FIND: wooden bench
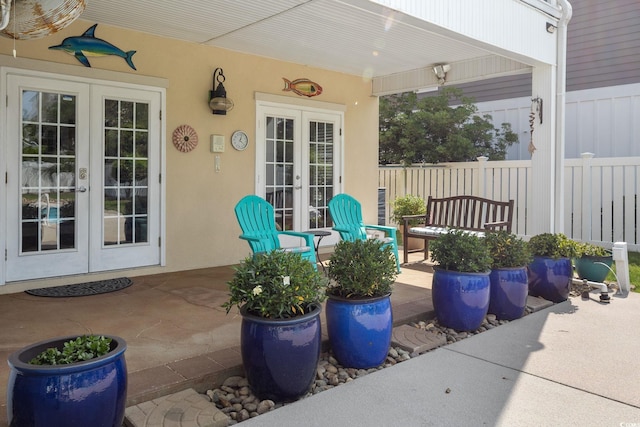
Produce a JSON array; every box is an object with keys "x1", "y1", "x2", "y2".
[{"x1": 402, "y1": 195, "x2": 514, "y2": 264}]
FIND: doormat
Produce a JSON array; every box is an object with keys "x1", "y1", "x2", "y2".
[{"x1": 25, "y1": 277, "x2": 133, "y2": 297}]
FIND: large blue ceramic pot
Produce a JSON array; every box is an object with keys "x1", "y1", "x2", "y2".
[
  {"x1": 488, "y1": 267, "x2": 529, "y2": 321},
  {"x1": 325, "y1": 294, "x2": 392, "y2": 369},
  {"x1": 528, "y1": 256, "x2": 572, "y2": 303},
  {"x1": 7, "y1": 335, "x2": 127, "y2": 427},
  {"x1": 432, "y1": 268, "x2": 490, "y2": 332},
  {"x1": 241, "y1": 303, "x2": 321, "y2": 401}
]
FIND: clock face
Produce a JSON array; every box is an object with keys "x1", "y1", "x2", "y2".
[{"x1": 231, "y1": 130, "x2": 249, "y2": 151}]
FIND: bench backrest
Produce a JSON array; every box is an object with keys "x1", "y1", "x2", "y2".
[{"x1": 426, "y1": 195, "x2": 514, "y2": 232}]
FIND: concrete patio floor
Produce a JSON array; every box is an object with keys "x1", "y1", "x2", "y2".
[{"x1": 0, "y1": 253, "x2": 435, "y2": 426}]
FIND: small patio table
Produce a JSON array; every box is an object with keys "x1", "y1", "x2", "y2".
[{"x1": 305, "y1": 230, "x2": 331, "y2": 273}]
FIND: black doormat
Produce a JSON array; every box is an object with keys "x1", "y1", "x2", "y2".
[{"x1": 25, "y1": 277, "x2": 133, "y2": 297}]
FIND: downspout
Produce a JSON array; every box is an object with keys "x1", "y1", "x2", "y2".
[
  {"x1": 554, "y1": 0, "x2": 572, "y2": 233},
  {"x1": 0, "y1": 0, "x2": 10, "y2": 31}
]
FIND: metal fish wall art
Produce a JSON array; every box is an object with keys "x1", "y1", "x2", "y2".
[
  {"x1": 49, "y1": 24, "x2": 137, "y2": 70},
  {"x1": 282, "y1": 78, "x2": 323, "y2": 97}
]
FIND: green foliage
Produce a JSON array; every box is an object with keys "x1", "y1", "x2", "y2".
[
  {"x1": 390, "y1": 194, "x2": 426, "y2": 226},
  {"x1": 29, "y1": 335, "x2": 113, "y2": 365},
  {"x1": 527, "y1": 233, "x2": 578, "y2": 259},
  {"x1": 484, "y1": 231, "x2": 532, "y2": 269},
  {"x1": 627, "y1": 251, "x2": 640, "y2": 293},
  {"x1": 327, "y1": 239, "x2": 398, "y2": 298},
  {"x1": 223, "y1": 251, "x2": 327, "y2": 319},
  {"x1": 430, "y1": 229, "x2": 492, "y2": 273},
  {"x1": 379, "y1": 88, "x2": 518, "y2": 166},
  {"x1": 575, "y1": 242, "x2": 610, "y2": 257}
]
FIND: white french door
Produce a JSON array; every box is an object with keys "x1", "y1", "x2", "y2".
[
  {"x1": 256, "y1": 103, "x2": 342, "y2": 247},
  {"x1": 5, "y1": 76, "x2": 90, "y2": 281},
  {"x1": 4, "y1": 73, "x2": 162, "y2": 282}
]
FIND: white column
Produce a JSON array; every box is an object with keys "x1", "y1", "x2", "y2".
[{"x1": 529, "y1": 64, "x2": 557, "y2": 235}]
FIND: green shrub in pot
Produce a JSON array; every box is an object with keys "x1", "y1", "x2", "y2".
[
  {"x1": 325, "y1": 239, "x2": 398, "y2": 368},
  {"x1": 484, "y1": 231, "x2": 532, "y2": 321},
  {"x1": 429, "y1": 229, "x2": 492, "y2": 331},
  {"x1": 527, "y1": 233, "x2": 577, "y2": 303}
]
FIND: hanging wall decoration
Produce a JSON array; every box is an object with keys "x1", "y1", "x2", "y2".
[
  {"x1": 528, "y1": 97, "x2": 543, "y2": 156},
  {"x1": 282, "y1": 78, "x2": 323, "y2": 97},
  {"x1": 172, "y1": 125, "x2": 199, "y2": 153},
  {"x1": 49, "y1": 24, "x2": 137, "y2": 70}
]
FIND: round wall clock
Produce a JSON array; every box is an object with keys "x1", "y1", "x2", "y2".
[{"x1": 231, "y1": 130, "x2": 249, "y2": 151}]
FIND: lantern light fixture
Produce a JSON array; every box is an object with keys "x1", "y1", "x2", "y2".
[{"x1": 209, "y1": 68, "x2": 234, "y2": 115}]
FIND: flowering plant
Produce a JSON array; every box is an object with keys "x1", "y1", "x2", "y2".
[{"x1": 223, "y1": 251, "x2": 327, "y2": 319}]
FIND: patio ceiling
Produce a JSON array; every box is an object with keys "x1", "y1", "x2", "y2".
[{"x1": 80, "y1": 0, "x2": 555, "y2": 95}]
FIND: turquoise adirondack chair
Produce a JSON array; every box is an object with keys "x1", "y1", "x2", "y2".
[
  {"x1": 234, "y1": 195, "x2": 317, "y2": 269},
  {"x1": 328, "y1": 193, "x2": 401, "y2": 272}
]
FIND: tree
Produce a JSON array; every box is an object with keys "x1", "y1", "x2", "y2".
[{"x1": 379, "y1": 87, "x2": 518, "y2": 166}]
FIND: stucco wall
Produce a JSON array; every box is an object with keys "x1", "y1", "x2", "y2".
[{"x1": 0, "y1": 19, "x2": 379, "y2": 291}]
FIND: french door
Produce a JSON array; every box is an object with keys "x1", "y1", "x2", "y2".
[
  {"x1": 4, "y1": 74, "x2": 161, "y2": 282},
  {"x1": 256, "y1": 103, "x2": 342, "y2": 247}
]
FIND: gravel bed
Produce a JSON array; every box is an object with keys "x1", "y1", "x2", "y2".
[{"x1": 203, "y1": 308, "x2": 534, "y2": 425}]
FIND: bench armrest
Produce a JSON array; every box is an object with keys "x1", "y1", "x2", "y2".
[
  {"x1": 402, "y1": 214, "x2": 427, "y2": 229},
  {"x1": 484, "y1": 221, "x2": 510, "y2": 230}
]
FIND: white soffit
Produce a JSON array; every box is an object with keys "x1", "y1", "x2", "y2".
[{"x1": 81, "y1": 0, "x2": 555, "y2": 94}]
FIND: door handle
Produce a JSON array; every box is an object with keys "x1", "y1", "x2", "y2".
[{"x1": 77, "y1": 186, "x2": 87, "y2": 193}]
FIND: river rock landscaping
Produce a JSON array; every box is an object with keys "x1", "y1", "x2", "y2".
[{"x1": 203, "y1": 307, "x2": 535, "y2": 425}]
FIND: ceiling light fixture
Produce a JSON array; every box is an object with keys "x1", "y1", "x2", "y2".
[{"x1": 433, "y1": 64, "x2": 451, "y2": 85}]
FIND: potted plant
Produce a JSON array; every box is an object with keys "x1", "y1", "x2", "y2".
[
  {"x1": 527, "y1": 233, "x2": 578, "y2": 303},
  {"x1": 223, "y1": 250, "x2": 327, "y2": 401},
  {"x1": 390, "y1": 194, "x2": 426, "y2": 249},
  {"x1": 7, "y1": 334, "x2": 128, "y2": 427},
  {"x1": 430, "y1": 229, "x2": 493, "y2": 331},
  {"x1": 574, "y1": 241, "x2": 613, "y2": 283},
  {"x1": 326, "y1": 239, "x2": 398, "y2": 369},
  {"x1": 485, "y1": 231, "x2": 533, "y2": 321}
]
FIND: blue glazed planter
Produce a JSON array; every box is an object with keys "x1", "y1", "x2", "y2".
[
  {"x1": 7, "y1": 335, "x2": 127, "y2": 427},
  {"x1": 432, "y1": 268, "x2": 490, "y2": 332},
  {"x1": 326, "y1": 294, "x2": 393, "y2": 369},
  {"x1": 528, "y1": 256, "x2": 572, "y2": 303},
  {"x1": 489, "y1": 267, "x2": 529, "y2": 321},
  {"x1": 241, "y1": 303, "x2": 321, "y2": 401}
]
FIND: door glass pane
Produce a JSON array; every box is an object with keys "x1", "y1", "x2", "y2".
[
  {"x1": 103, "y1": 99, "x2": 149, "y2": 245},
  {"x1": 308, "y1": 121, "x2": 334, "y2": 229},
  {"x1": 20, "y1": 90, "x2": 77, "y2": 253},
  {"x1": 265, "y1": 116, "x2": 294, "y2": 231}
]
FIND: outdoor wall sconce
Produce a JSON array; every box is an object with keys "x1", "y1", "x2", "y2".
[
  {"x1": 433, "y1": 64, "x2": 451, "y2": 85},
  {"x1": 209, "y1": 68, "x2": 234, "y2": 115}
]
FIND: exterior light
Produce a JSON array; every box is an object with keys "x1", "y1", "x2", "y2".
[{"x1": 209, "y1": 68, "x2": 234, "y2": 115}]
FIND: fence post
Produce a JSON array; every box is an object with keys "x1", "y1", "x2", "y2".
[
  {"x1": 580, "y1": 152, "x2": 594, "y2": 242},
  {"x1": 476, "y1": 156, "x2": 488, "y2": 198}
]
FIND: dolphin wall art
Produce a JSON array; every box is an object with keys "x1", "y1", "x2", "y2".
[{"x1": 49, "y1": 24, "x2": 137, "y2": 70}]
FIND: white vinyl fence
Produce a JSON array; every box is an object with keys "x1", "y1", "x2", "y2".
[{"x1": 379, "y1": 154, "x2": 640, "y2": 251}]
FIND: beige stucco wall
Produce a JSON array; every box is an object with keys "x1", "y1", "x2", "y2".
[{"x1": 0, "y1": 19, "x2": 379, "y2": 292}]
